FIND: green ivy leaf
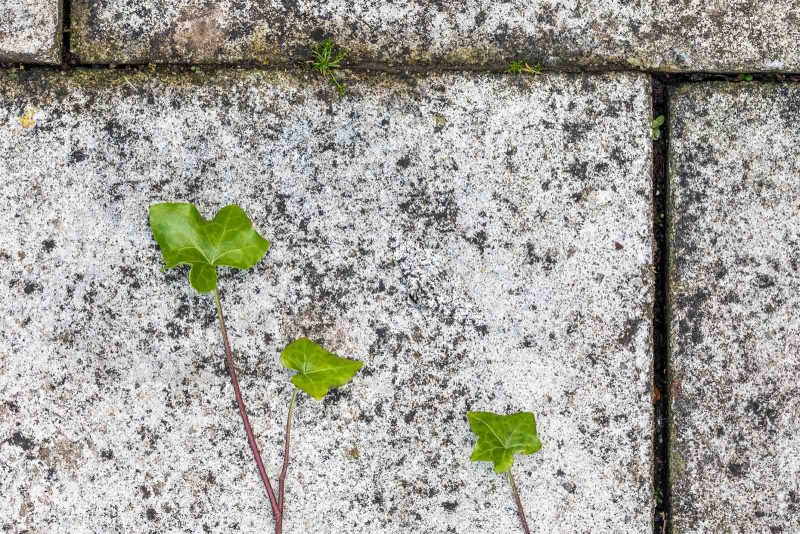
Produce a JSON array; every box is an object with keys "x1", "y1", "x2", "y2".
[
  {"x1": 467, "y1": 411, "x2": 542, "y2": 473},
  {"x1": 148, "y1": 203, "x2": 270, "y2": 293},
  {"x1": 281, "y1": 338, "x2": 363, "y2": 400}
]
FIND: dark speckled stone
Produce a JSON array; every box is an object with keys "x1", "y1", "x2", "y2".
[
  {"x1": 69, "y1": 0, "x2": 800, "y2": 71},
  {"x1": 0, "y1": 0, "x2": 62, "y2": 64},
  {"x1": 0, "y1": 70, "x2": 654, "y2": 532},
  {"x1": 669, "y1": 83, "x2": 800, "y2": 533}
]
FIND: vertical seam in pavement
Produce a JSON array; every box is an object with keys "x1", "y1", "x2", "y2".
[
  {"x1": 61, "y1": 0, "x2": 71, "y2": 66},
  {"x1": 651, "y1": 76, "x2": 672, "y2": 534}
]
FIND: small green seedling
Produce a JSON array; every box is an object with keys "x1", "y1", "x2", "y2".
[
  {"x1": 149, "y1": 203, "x2": 362, "y2": 534},
  {"x1": 506, "y1": 60, "x2": 542, "y2": 76},
  {"x1": 651, "y1": 114, "x2": 666, "y2": 140},
  {"x1": 468, "y1": 411, "x2": 542, "y2": 534},
  {"x1": 737, "y1": 73, "x2": 754, "y2": 82},
  {"x1": 309, "y1": 38, "x2": 348, "y2": 95}
]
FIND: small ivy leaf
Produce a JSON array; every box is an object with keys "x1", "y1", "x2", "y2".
[
  {"x1": 281, "y1": 338, "x2": 363, "y2": 400},
  {"x1": 467, "y1": 411, "x2": 542, "y2": 474},
  {"x1": 148, "y1": 203, "x2": 270, "y2": 293}
]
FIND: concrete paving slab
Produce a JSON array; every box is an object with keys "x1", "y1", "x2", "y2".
[
  {"x1": 0, "y1": 0, "x2": 62, "y2": 64},
  {"x1": 0, "y1": 70, "x2": 654, "y2": 532},
  {"x1": 650, "y1": 1, "x2": 800, "y2": 73},
  {"x1": 669, "y1": 83, "x2": 800, "y2": 533},
  {"x1": 70, "y1": 0, "x2": 800, "y2": 71}
]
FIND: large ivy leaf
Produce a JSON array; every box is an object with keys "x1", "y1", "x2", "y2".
[
  {"x1": 148, "y1": 203, "x2": 270, "y2": 293},
  {"x1": 281, "y1": 338, "x2": 363, "y2": 400},
  {"x1": 467, "y1": 411, "x2": 542, "y2": 473}
]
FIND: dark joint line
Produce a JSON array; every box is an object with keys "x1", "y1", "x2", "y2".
[
  {"x1": 2, "y1": 57, "x2": 800, "y2": 82},
  {"x1": 61, "y1": 0, "x2": 71, "y2": 66},
  {"x1": 651, "y1": 77, "x2": 672, "y2": 534}
]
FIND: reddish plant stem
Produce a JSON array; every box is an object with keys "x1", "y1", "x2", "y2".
[
  {"x1": 275, "y1": 388, "x2": 298, "y2": 534},
  {"x1": 508, "y1": 469, "x2": 531, "y2": 534},
  {"x1": 214, "y1": 287, "x2": 281, "y2": 522}
]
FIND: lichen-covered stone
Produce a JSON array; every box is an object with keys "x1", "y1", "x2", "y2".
[
  {"x1": 0, "y1": 0, "x2": 61, "y2": 64},
  {"x1": 0, "y1": 70, "x2": 654, "y2": 532},
  {"x1": 669, "y1": 83, "x2": 800, "y2": 533},
  {"x1": 650, "y1": 2, "x2": 800, "y2": 72},
  {"x1": 70, "y1": 0, "x2": 800, "y2": 71}
]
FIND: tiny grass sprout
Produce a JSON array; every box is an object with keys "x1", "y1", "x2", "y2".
[
  {"x1": 651, "y1": 114, "x2": 666, "y2": 140},
  {"x1": 468, "y1": 411, "x2": 542, "y2": 534},
  {"x1": 737, "y1": 73, "x2": 754, "y2": 82},
  {"x1": 309, "y1": 38, "x2": 348, "y2": 95},
  {"x1": 149, "y1": 203, "x2": 363, "y2": 533},
  {"x1": 506, "y1": 60, "x2": 524, "y2": 75},
  {"x1": 506, "y1": 60, "x2": 542, "y2": 76}
]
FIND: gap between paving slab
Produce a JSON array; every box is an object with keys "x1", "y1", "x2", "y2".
[{"x1": 650, "y1": 77, "x2": 671, "y2": 534}]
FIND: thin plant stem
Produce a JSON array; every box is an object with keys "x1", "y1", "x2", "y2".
[
  {"x1": 214, "y1": 287, "x2": 281, "y2": 521},
  {"x1": 275, "y1": 387, "x2": 299, "y2": 534},
  {"x1": 508, "y1": 469, "x2": 531, "y2": 534}
]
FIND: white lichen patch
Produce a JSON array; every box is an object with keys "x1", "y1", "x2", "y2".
[
  {"x1": 669, "y1": 83, "x2": 800, "y2": 533},
  {"x1": 0, "y1": 70, "x2": 654, "y2": 532}
]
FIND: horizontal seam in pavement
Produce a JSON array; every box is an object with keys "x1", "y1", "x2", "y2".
[{"x1": 2, "y1": 64, "x2": 800, "y2": 81}]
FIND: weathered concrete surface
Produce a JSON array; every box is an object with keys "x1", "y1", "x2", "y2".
[
  {"x1": 70, "y1": 0, "x2": 800, "y2": 71},
  {"x1": 0, "y1": 70, "x2": 654, "y2": 532},
  {"x1": 649, "y1": 1, "x2": 800, "y2": 73},
  {"x1": 669, "y1": 83, "x2": 800, "y2": 533},
  {"x1": 0, "y1": 0, "x2": 61, "y2": 64}
]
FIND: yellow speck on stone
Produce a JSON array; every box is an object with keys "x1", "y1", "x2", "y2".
[{"x1": 19, "y1": 107, "x2": 36, "y2": 129}]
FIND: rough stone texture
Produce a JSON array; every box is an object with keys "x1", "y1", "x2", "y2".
[
  {"x1": 0, "y1": 70, "x2": 654, "y2": 533},
  {"x1": 70, "y1": 0, "x2": 800, "y2": 71},
  {"x1": 650, "y1": 1, "x2": 800, "y2": 73},
  {"x1": 669, "y1": 83, "x2": 800, "y2": 533},
  {"x1": 0, "y1": 0, "x2": 61, "y2": 64}
]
